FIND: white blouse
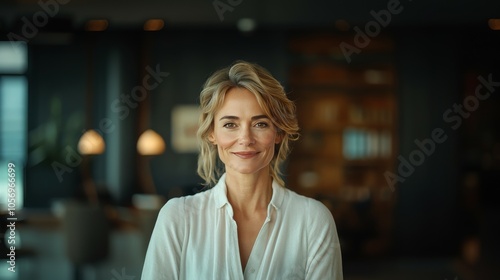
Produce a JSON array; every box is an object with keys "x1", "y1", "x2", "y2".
[{"x1": 141, "y1": 174, "x2": 343, "y2": 280}]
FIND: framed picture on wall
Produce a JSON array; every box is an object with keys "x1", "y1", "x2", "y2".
[{"x1": 171, "y1": 105, "x2": 200, "y2": 153}]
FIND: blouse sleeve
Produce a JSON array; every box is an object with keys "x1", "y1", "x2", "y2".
[
  {"x1": 305, "y1": 199, "x2": 343, "y2": 280},
  {"x1": 141, "y1": 197, "x2": 185, "y2": 280}
]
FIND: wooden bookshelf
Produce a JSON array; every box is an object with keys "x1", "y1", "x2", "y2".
[{"x1": 286, "y1": 32, "x2": 397, "y2": 257}]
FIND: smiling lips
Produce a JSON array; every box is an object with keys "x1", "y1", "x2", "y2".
[{"x1": 232, "y1": 151, "x2": 259, "y2": 159}]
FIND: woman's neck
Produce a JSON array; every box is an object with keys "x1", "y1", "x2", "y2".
[{"x1": 225, "y1": 170, "x2": 273, "y2": 216}]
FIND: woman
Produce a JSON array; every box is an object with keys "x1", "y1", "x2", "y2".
[{"x1": 142, "y1": 61, "x2": 343, "y2": 279}]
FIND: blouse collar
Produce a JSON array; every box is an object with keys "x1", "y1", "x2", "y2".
[{"x1": 213, "y1": 173, "x2": 285, "y2": 211}]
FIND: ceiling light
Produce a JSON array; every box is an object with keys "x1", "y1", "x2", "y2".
[
  {"x1": 85, "y1": 20, "x2": 108, "y2": 31},
  {"x1": 237, "y1": 18, "x2": 256, "y2": 33},
  {"x1": 335, "y1": 19, "x2": 350, "y2": 32},
  {"x1": 144, "y1": 19, "x2": 164, "y2": 31},
  {"x1": 489, "y1": 19, "x2": 500, "y2": 30}
]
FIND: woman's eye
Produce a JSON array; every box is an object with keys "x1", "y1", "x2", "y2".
[
  {"x1": 223, "y1": 123, "x2": 236, "y2": 128},
  {"x1": 255, "y1": 122, "x2": 269, "y2": 128}
]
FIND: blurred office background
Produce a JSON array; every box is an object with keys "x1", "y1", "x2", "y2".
[{"x1": 1, "y1": 0, "x2": 500, "y2": 279}]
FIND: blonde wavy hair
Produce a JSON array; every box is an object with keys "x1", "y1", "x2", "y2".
[{"x1": 197, "y1": 61, "x2": 300, "y2": 187}]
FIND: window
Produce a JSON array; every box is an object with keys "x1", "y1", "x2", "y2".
[{"x1": 0, "y1": 42, "x2": 28, "y2": 211}]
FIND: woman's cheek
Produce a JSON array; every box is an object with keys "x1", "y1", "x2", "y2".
[{"x1": 216, "y1": 134, "x2": 236, "y2": 149}]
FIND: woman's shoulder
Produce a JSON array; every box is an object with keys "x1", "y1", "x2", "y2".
[
  {"x1": 282, "y1": 188, "x2": 334, "y2": 221},
  {"x1": 158, "y1": 188, "x2": 214, "y2": 218},
  {"x1": 282, "y1": 188, "x2": 326, "y2": 208}
]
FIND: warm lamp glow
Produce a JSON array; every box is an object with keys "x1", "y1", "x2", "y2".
[
  {"x1": 144, "y1": 19, "x2": 165, "y2": 31},
  {"x1": 78, "y1": 129, "x2": 105, "y2": 155},
  {"x1": 137, "y1": 129, "x2": 166, "y2": 155},
  {"x1": 334, "y1": 19, "x2": 350, "y2": 32},
  {"x1": 85, "y1": 19, "x2": 109, "y2": 31},
  {"x1": 489, "y1": 19, "x2": 500, "y2": 30}
]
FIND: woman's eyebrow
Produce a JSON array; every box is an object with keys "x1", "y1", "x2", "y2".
[
  {"x1": 251, "y1": 115, "x2": 269, "y2": 121},
  {"x1": 218, "y1": 115, "x2": 269, "y2": 121},
  {"x1": 219, "y1": 115, "x2": 238, "y2": 121}
]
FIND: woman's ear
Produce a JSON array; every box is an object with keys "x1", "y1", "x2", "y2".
[
  {"x1": 275, "y1": 132, "x2": 283, "y2": 144},
  {"x1": 208, "y1": 133, "x2": 216, "y2": 145}
]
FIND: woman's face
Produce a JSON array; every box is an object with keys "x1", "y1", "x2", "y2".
[{"x1": 209, "y1": 87, "x2": 281, "y2": 177}]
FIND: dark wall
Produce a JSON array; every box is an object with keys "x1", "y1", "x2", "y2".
[
  {"x1": 392, "y1": 28, "x2": 462, "y2": 256},
  {"x1": 391, "y1": 26, "x2": 500, "y2": 257},
  {"x1": 26, "y1": 41, "x2": 86, "y2": 207}
]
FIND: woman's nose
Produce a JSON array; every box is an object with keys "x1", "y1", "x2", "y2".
[{"x1": 238, "y1": 126, "x2": 255, "y2": 146}]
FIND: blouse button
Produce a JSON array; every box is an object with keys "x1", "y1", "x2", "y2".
[{"x1": 250, "y1": 268, "x2": 256, "y2": 273}]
